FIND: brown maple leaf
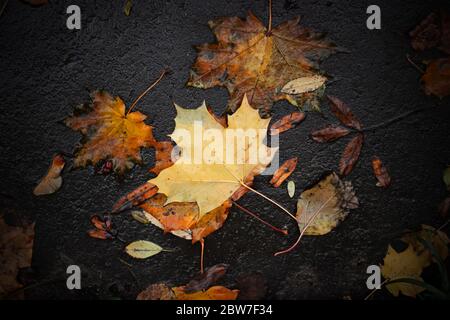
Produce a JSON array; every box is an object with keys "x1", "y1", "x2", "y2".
[
  {"x1": 65, "y1": 91, "x2": 156, "y2": 174},
  {"x1": 187, "y1": 12, "x2": 336, "y2": 116}
]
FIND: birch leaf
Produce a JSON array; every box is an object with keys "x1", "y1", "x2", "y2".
[{"x1": 125, "y1": 240, "x2": 163, "y2": 259}]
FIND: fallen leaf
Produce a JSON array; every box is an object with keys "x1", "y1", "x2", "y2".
[
  {"x1": 270, "y1": 157, "x2": 298, "y2": 187},
  {"x1": 187, "y1": 12, "x2": 336, "y2": 115},
  {"x1": 410, "y1": 11, "x2": 450, "y2": 54},
  {"x1": 270, "y1": 112, "x2": 305, "y2": 135},
  {"x1": 33, "y1": 153, "x2": 65, "y2": 196},
  {"x1": 339, "y1": 133, "x2": 364, "y2": 176},
  {"x1": 136, "y1": 283, "x2": 176, "y2": 300},
  {"x1": 150, "y1": 141, "x2": 176, "y2": 175},
  {"x1": 184, "y1": 263, "x2": 229, "y2": 293},
  {"x1": 381, "y1": 225, "x2": 449, "y2": 298},
  {"x1": 125, "y1": 240, "x2": 163, "y2": 259},
  {"x1": 112, "y1": 182, "x2": 158, "y2": 213},
  {"x1": 422, "y1": 57, "x2": 450, "y2": 98},
  {"x1": 148, "y1": 95, "x2": 277, "y2": 215},
  {"x1": 372, "y1": 156, "x2": 391, "y2": 188},
  {"x1": 287, "y1": 180, "x2": 295, "y2": 198},
  {"x1": 0, "y1": 215, "x2": 34, "y2": 299},
  {"x1": 87, "y1": 215, "x2": 115, "y2": 240},
  {"x1": 281, "y1": 75, "x2": 327, "y2": 95},
  {"x1": 65, "y1": 91, "x2": 156, "y2": 174},
  {"x1": 123, "y1": 0, "x2": 132, "y2": 16},
  {"x1": 327, "y1": 96, "x2": 362, "y2": 130},
  {"x1": 172, "y1": 285, "x2": 238, "y2": 300},
  {"x1": 235, "y1": 273, "x2": 267, "y2": 300},
  {"x1": 311, "y1": 125, "x2": 350, "y2": 143},
  {"x1": 296, "y1": 172, "x2": 358, "y2": 235}
]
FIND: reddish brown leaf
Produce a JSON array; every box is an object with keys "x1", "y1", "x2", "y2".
[
  {"x1": 184, "y1": 263, "x2": 229, "y2": 293},
  {"x1": 339, "y1": 134, "x2": 364, "y2": 176},
  {"x1": 33, "y1": 153, "x2": 65, "y2": 196},
  {"x1": 270, "y1": 157, "x2": 298, "y2": 188},
  {"x1": 327, "y1": 96, "x2": 362, "y2": 130},
  {"x1": 410, "y1": 12, "x2": 442, "y2": 51},
  {"x1": 372, "y1": 156, "x2": 391, "y2": 188},
  {"x1": 422, "y1": 57, "x2": 450, "y2": 98},
  {"x1": 149, "y1": 141, "x2": 176, "y2": 175},
  {"x1": 270, "y1": 112, "x2": 305, "y2": 135},
  {"x1": 311, "y1": 125, "x2": 350, "y2": 143},
  {"x1": 87, "y1": 229, "x2": 113, "y2": 240},
  {"x1": 88, "y1": 215, "x2": 115, "y2": 240},
  {"x1": 112, "y1": 182, "x2": 158, "y2": 213}
]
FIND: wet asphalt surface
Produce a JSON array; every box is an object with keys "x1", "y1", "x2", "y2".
[{"x1": 0, "y1": 0, "x2": 449, "y2": 299}]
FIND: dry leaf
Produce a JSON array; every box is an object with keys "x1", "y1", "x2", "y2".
[
  {"x1": 0, "y1": 215, "x2": 34, "y2": 299},
  {"x1": 296, "y1": 172, "x2": 358, "y2": 235},
  {"x1": 372, "y1": 156, "x2": 391, "y2": 188},
  {"x1": 270, "y1": 112, "x2": 305, "y2": 135},
  {"x1": 125, "y1": 240, "x2": 163, "y2": 259},
  {"x1": 281, "y1": 75, "x2": 327, "y2": 95},
  {"x1": 136, "y1": 283, "x2": 176, "y2": 300},
  {"x1": 422, "y1": 57, "x2": 450, "y2": 98},
  {"x1": 87, "y1": 215, "x2": 115, "y2": 240},
  {"x1": 410, "y1": 11, "x2": 450, "y2": 54},
  {"x1": 184, "y1": 263, "x2": 229, "y2": 293},
  {"x1": 124, "y1": 0, "x2": 132, "y2": 16},
  {"x1": 172, "y1": 285, "x2": 238, "y2": 300},
  {"x1": 327, "y1": 96, "x2": 362, "y2": 130},
  {"x1": 33, "y1": 153, "x2": 65, "y2": 196},
  {"x1": 112, "y1": 182, "x2": 158, "y2": 213},
  {"x1": 149, "y1": 95, "x2": 277, "y2": 215},
  {"x1": 311, "y1": 125, "x2": 350, "y2": 143},
  {"x1": 65, "y1": 91, "x2": 156, "y2": 174},
  {"x1": 381, "y1": 225, "x2": 449, "y2": 298},
  {"x1": 339, "y1": 133, "x2": 364, "y2": 176},
  {"x1": 150, "y1": 141, "x2": 176, "y2": 175},
  {"x1": 270, "y1": 157, "x2": 298, "y2": 188},
  {"x1": 287, "y1": 180, "x2": 295, "y2": 198},
  {"x1": 188, "y1": 12, "x2": 336, "y2": 115}
]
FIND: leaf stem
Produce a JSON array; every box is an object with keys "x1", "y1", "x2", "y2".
[
  {"x1": 274, "y1": 195, "x2": 333, "y2": 256},
  {"x1": 406, "y1": 54, "x2": 425, "y2": 74},
  {"x1": 126, "y1": 69, "x2": 167, "y2": 115},
  {"x1": 200, "y1": 239, "x2": 205, "y2": 274},
  {"x1": 267, "y1": 0, "x2": 273, "y2": 34},
  {"x1": 232, "y1": 200, "x2": 288, "y2": 235}
]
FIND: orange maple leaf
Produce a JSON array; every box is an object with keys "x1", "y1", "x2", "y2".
[
  {"x1": 65, "y1": 91, "x2": 156, "y2": 174},
  {"x1": 188, "y1": 12, "x2": 336, "y2": 115}
]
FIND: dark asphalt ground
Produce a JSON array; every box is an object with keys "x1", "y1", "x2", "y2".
[{"x1": 0, "y1": 0, "x2": 449, "y2": 299}]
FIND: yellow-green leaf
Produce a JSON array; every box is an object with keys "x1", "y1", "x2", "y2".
[{"x1": 125, "y1": 240, "x2": 162, "y2": 259}]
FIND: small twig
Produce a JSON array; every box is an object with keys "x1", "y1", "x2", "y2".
[
  {"x1": 438, "y1": 218, "x2": 450, "y2": 232},
  {"x1": 274, "y1": 195, "x2": 333, "y2": 256},
  {"x1": 126, "y1": 69, "x2": 167, "y2": 115},
  {"x1": 406, "y1": 54, "x2": 425, "y2": 74},
  {"x1": 232, "y1": 200, "x2": 288, "y2": 235},
  {"x1": 361, "y1": 105, "x2": 437, "y2": 133},
  {"x1": 118, "y1": 258, "x2": 132, "y2": 268}
]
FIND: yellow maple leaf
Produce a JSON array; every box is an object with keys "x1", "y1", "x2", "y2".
[{"x1": 149, "y1": 95, "x2": 277, "y2": 215}]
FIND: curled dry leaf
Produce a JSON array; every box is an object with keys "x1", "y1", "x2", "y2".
[
  {"x1": 339, "y1": 133, "x2": 364, "y2": 176},
  {"x1": 327, "y1": 96, "x2": 362, "y2": 130},
  {"x1": 65, "y1": 91, "x2": 156, "y2": 174},
  {"x1": 381, "y1": 225, "x2": 449, "y2": 298},
  {"x1": 33, "y1": 153, "x2": 65, "y2": 196},
  {"x1": 311, "y1": 125, "x2": 350, "y2": 143},
  {"x1": 296, "y1": 172, "x2": 358, "y2": 235},
  {"x1": 422, "y1": 57, "x2": 450, "y2": 98},
  {"x1": 372, "y1": 156, "x2": 391, "y2": 188},
  {"x1": 125, "y1": 240, "x2": 163, "y2": 259},
  {"x1": 270, "y1": 112, "x2": 305, "y2": 135},
  {"x1": 184, "y1": 263, "x2": 229, "y2": 293},
  {"x1": 188, "y1": 12, "x2": 336, "y2": 115},
  {"x1": 0, "y1": 215, "x2": 34, "y2": 299},
  {"x1": 270, "y1": 157, "x2": 298, "y2": 188}
]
